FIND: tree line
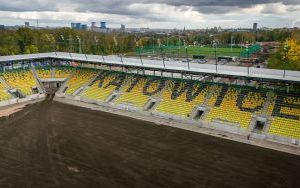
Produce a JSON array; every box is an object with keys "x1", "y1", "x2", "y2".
[
  {"x1": 0, "y1": 27, "x2": 299, "y2": 70},
  {"x1": 0, "y1": 28, "x2": 137, "y2": 55},
  {"x1": 268, "y1": 31, "x2": 300, "y2": 71},
  {"x1": 0, "y1": 27, "x2": 296, "y2": 55}
]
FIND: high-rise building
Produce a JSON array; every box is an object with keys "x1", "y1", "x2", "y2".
[
  {"x1": 81, "y1": 24, "x2": 87, "y2": 30},
  {"x1": 25, "y1": 22, "x2": 30, "y2": 27},
  {"x1": 91, "y1": 22, "x2": 96, "y2": 28},
  {"x1": 100, "y1": 21, "x2": 106, "y2": 29},
  {"x1": 121, "y1": 24, "x2": 125, "y2": 31},
  {"x1": 71, "y1": 23, "x2": 82, "y2": 29},
  {"x1": 71, "y1": 23, "x2": 76, "y2": 29},
  {"x1": 253, "y1": 23, "x2": 258, "y2": 31}
]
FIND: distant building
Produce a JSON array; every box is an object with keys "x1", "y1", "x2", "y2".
[
  {"x1": 91, "y1": 22, "x2": 96, "y2": 28},
  {"x1": 100, "y1": 21, "x2": 106, "y2": 29},
  {"x1": 81, "y1": 24, "x2": 87, "y2": 30},
  {"x1": 71, "y1": 23, "x2": 76, "y2": 29},
  {"x1": 71, "y1": 23, "x2": 82, "y2": 29},
  {"x1": 0, "y1": 25, "x2": 5, "y2": 29},
  {"x1": 76, "y1": 23, "x2": 82, "y2": 29},
  {"x1": 25, "y1": 22, "x2": 30, "y2": 27},
  {"x1": 140, "y1": 27, "x2": 150, "y2": 33},
  {"x1": 253, "y1": 23, "x2": 258, "y2": 31},
  {"x1": 217, "y1": 26, "x2": 222, "y2": 32},
  {"x1": 121, "y1": 24, "x2": 125, "y2": 31}
]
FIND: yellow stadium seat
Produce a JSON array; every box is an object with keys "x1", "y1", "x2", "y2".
[
  {"x1": 0, "y1": 82, "x2": 11, "y2": 101},
  {"x1": 81, "y1": 71, "x2": 123, "y2": 101},
  {"x1": 205, "y1": 86, "x2": 266, "y2": 128},
  {"x1": 0, "y1": 69, "x2": 37, "y2": 96},
  {"x1": 155, "y1": 80, "x2": 209, "y2": 117},
  {"x1": 65, "y1": 68, "x2": 98, "y2": 95},
  {"x1": 268, "y1": 94, "x2": 300, "y2": 139},
  {"x1": 54, "y1": 67, "x2": 74, "y2": 78},
  {"x1": 36, "y1": 67, "x2": 52, "y2": 78},
  {"x1": 115, "y1": 75, "x2": 164, "y2": 108}
]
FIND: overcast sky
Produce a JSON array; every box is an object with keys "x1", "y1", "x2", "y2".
[{"x1": 0, "y1": 0, "x2": 300, "y2": 29}]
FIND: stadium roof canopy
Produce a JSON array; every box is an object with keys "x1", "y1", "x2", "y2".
[{"x1": 0, "y1": 52, "x2": 300, "y2": 84}]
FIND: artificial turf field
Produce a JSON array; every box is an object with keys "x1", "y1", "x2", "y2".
[{"x1": 138, "y1": 46, "x2": 243, "y2": 57}]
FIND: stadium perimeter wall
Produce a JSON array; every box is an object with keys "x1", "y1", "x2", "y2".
[{"x1": 0, "y1": 94, "x2": 46, "y2": 107}]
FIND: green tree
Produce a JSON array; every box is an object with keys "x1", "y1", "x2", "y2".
[{"x1": 16, "y1": 28, "x2": 34, "y2": 53}]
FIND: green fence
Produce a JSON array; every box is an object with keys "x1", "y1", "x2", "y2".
[
  {"x1": 136, "y1": 45, "x2": 243, "y2": 57},
  {"x1": 136, "y1": 44, "x2": 261, "y2": 58},
  {"x1": 240, "y1": 44, "x2": 261, "y2": 58}
]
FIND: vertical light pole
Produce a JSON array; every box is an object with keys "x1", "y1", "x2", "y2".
[
  {"x1": 185, "y1": 46, "x2": 190, "y2": 70},
  {"x1": 246, "y1": 46, "x2": 250, "y2": 75},
  {"x1": 213, "y1": 40, "x2": 217, "y2": 73},
  {"x1": 161, "y1": 47, "x2": 165, "y2": 68},
  {"x1": 177, "y1": 36, "x2": 180, "y2": 58},
  {"x1": 167, "y1": 34, "x2": 169, "y2": 47},
  {"x1": 60, "y1": 35, "x2": 65, "y2": 52},
  {"x1": 118, "y1": 36, "x2": 123, "y2": 65},
  {"x1": 283, "y1": 41, "x2": 289, "y2": 78},
  {"x1": 120, "y1": 54, "x2": 124, "y2": 65},
  {"x1": 76, "y1": 35, "x2": 82, "y2": 54},
  {"x1": 246, "y1": 41, "x2": 252, "y2": 75},
  {"x1": 178, "y1": 36, "x2": 181, "y2": 49},
  {"x1": 94, "y1": 36, "x2": 105, "y2": 62},
  {"x1": 241, "y1": 35, "x2": 244, "y2": 50},
  {"x1": 136, "y1": 37, "x2": 143, "y2": 66},
  {"x1": 152, "y1": 33, "x2": 155, "y2": 55},
  {"x1": 69, "y1": 34, "x2": 73, "y2": 53},
  {"x1": 139, "y1": 47, "x2": 143, "y2": 66},
  {"x1": 230, "y1": 35, "x2": 233, "y2": 52},
  {"x1": 68, "y1": 35, "x2": 73, "y2": 59},
  {"x1": 46, "y1": 34, "x2": 55, "y2": 53}
]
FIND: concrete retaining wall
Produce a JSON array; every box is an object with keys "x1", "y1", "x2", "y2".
[
  {"x1": 0, "y1": 94, "x2": 45, "y2": 107},
  {"x1": 151, "y1": 111, "x2": 187, "y2": 121},
  {"x1": 205, "y1": 121, "x2": 248, "y2": 135}
]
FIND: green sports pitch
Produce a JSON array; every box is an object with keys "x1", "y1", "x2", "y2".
[{"x1": 135, "y1": 45, "x2": 259, "y2": 58}]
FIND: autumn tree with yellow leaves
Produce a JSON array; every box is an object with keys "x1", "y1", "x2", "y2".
[{"x1": 268, "y1": 36, "x2": 300, "y2": 71}]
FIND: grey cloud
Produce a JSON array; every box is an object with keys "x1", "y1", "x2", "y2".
[
  {"x1": 150, "y1": 0, "x2": 300, "y2": 7},
  {"x1": 72, "y1": 0, "x2": 300, "y2": 15},
  {"x1": 0, "y1": 0, "x2": 299, "y2": 18},
  {"x1": 148, "y1": 0, "x2": 300, "y2": 14},
  {"x1": 0, "y1": 0, "x2": 57, "y2": 12}
]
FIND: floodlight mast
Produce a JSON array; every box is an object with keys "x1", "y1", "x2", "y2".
[
  {"x1": 230, "y1": 35, "x2": 233, "y2": 52},
  {"x1": 60, "y1": 35, "x2": 65, "y2": 53},
  {"x1": 120, "y1": 54, "x2": 124, "y2": 65},
  {"x1": 152, "y1": 33, "x2": 155, "y2": 55},
  {"x1": 185, "y1": 46, "x2": 189, "y2": 70},
  {"x1": 61, "y1": 34, "x2": 73, "y2": 59},
  {"x1": 139, "y1": 48, "x2": 143, "y2": 66},
  {"x1": 76, "y1": 35, "x2": 82, "y2": 54},
  {"x1": 161, "y1": 47, "x2": 165, "y2": 68},
  {"x1": 283, "y1": 41, "x2": 289, "y2": 78},
  {"x1": 94, "y1": 36, "x2": 105, "y2": 62},
  {"x1": 213, "y1": 40, "x2": 217, "y2": 73},
  {"x1": 246, "y1": 45, "x2": 250, "y2": 75}
]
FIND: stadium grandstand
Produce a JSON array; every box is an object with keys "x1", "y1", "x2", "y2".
[{"x1": 0, "y1": 52, "x2": 299, "y2": 145}]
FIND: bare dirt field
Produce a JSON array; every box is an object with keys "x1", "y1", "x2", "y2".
[
  {"x1": 0, "y1": 99, "x2": 300, "y2": 188},
  {"x1": 0, "y1": 103, "x2": 26, "y2": 118}
]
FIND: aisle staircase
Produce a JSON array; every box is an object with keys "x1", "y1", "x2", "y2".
[
  {"x1": 31, "y1": 67, "x2": 44, "y2": 93},
  {"x1": 0, "y1": 78, "x2": 12, "y2": 101},
  {"x1": 73, "y1": 70, "x2": 102, "y2": 96}
]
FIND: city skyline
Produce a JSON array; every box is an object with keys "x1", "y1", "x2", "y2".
[{"x1": 0, "y1": 0, "x2": 300, "y2": 29}]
